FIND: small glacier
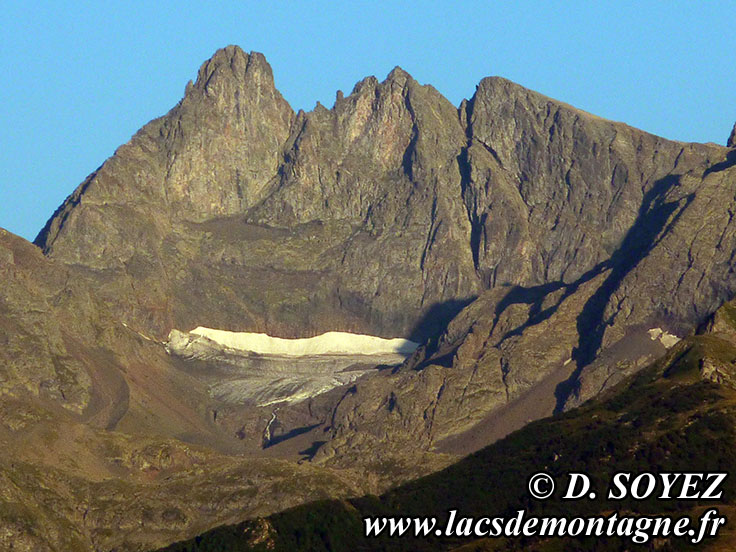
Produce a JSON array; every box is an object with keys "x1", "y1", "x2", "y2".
[
  {"x1": 166, "y1": 328, "x2": 419, "y2": 406},
  {"x1": 185, "y1": 327, "x2": 418, "y2": 356}
]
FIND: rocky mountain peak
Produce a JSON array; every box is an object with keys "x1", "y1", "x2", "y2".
[
  {"x1": 196, "y1": 44, "x2": 249, "y2": 78},
  {"x1": 32, "y1": 45, "x2": 736, "y2": 397},
  {"x1": 471, "y1": 75, "x2": 524, "y2": 102},
  {"x1": 384, "y1": 66, "x2": 413, "y2": 87},
  {"x1": 192, "y1": 45, "x2": 276, "y2": 98},
  {"x1": 728, "y1": 121, "x2": 736, "y2": 147},
  {"x1": 34, "y1": 46, "x2": 295, "y2": 294}
]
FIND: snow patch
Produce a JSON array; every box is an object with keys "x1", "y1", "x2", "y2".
[
  {"x1": 165, "y1": 327, "x2": 418, "y2": 406},
  {"x1": 647, "y1": 327, "x2": 681, "y2": 348},
  {"x1": 187, "y1": 327, "x2": 419, "y2": 356},
  {"x1": 121, "y1": 321, "x2": 158, "y2": 343}
]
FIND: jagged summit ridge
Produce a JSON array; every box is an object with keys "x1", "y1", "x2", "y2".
[{"x1": 35, "y1": 46, "x2": 732, "y2": 342}]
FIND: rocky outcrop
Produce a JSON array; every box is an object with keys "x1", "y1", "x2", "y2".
[
  {"x1": 39, "y1": 46, "x2": 293, "y2": 235},
  {"x1": 36, "y1": 46, "x2": 735, "y2": 345},
  {"x1": 319, "y1": 148, "x2": 736, "y2": 461}
]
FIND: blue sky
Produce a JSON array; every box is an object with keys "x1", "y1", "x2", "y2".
[{"x1": 1, "y1": 1, "x2": 734, "y2": 241}]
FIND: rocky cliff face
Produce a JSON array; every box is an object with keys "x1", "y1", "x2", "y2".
[
  {"x1": 279, "y1": 74, "x2": 736, "y2": 466},
  {"x1": 318, "y1": 121, "x2": 736, "y2": 464},
  {"x1": 11, "y1": 45, "x2": 736, "y2": 549},
  {"x1": 36, "y1": 46, "x2": 481, "y2": 341}
]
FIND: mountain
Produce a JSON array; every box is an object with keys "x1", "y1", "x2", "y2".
[
  {"x1": 3, "y1": 44, "x2": 736, "y2": 550},
  {"x1": 35, "y1": 45, "x2": 736, "y2": 464},
  {"x1": 157, "y1": 297, "x2": 736, "y2": 551}
]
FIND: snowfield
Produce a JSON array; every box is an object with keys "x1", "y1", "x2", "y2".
[
  {"x1": 165, "y1": 328, "x2": 419, "y2": 405},
  {"x1": 187, "y1": 327, "x2": 419, "y2": 356},
  {"x1": 647, "y1": 327, "x2": 681, "y2": 348}
]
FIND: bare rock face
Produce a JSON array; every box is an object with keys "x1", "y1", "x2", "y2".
[
  {"x1": 0, "y1": 228, "x2": 96, "y2": 416},
  {"x1": 35, "y1": 48, "x2": 736, "y2": 443},
  {"x1": 36, "y1": 48, "x2": 481, "y2": 342},
  {"x1": 35, "y1": 46, "x2": 296, "y2": 338},
  {"x1": 308, "y1": 77, "x2": 736, "y2": 466},
  {"x1": 40, "y1": 46, "x2": 293, "y2": 234},
  {"x1": 463, "y1": 76, "x2": 684, "y2": 287}
]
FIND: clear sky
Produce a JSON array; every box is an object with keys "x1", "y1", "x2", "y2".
[{"x1": 1, "y1": 1, "x2": 734, "y2": 241}]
